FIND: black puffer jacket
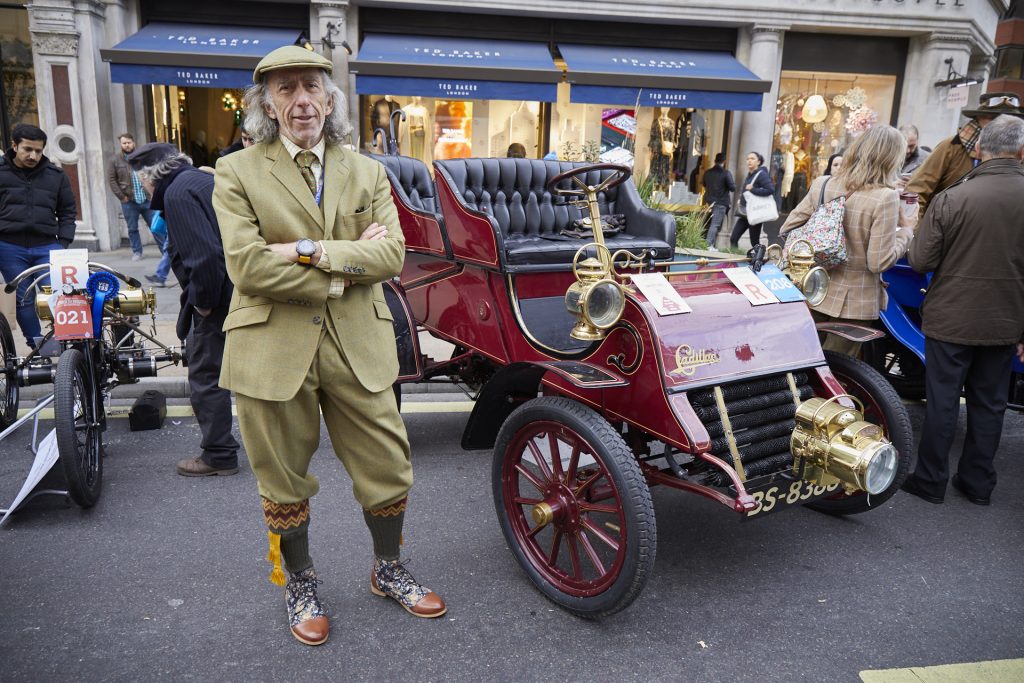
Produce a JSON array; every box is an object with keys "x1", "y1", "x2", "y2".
[{"x1": 0, "y1": 149, "x2": 77, "y2": 247}]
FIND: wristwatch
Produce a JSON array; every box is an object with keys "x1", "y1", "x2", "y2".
[{"x1": 295, "y1": 238, "x2": 317, "y2": 265}]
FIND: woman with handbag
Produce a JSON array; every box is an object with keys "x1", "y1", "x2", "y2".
[
  {"x1": 729, "y1": 152, "x2": 777, "y2": 248},
  {"x1": 779, "y1": 125, "x2": 916, "y2": 354}
]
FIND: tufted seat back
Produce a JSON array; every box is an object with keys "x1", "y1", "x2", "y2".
[
  {"x1": 370, "y1": 154, "x2": 440, "y2": 216},
  {"x1": 434, "y1": 158, "x2": 676, "y2": 270},
  {"x1": 434, "y1": 158, "x2": 618, "y2": 238}
]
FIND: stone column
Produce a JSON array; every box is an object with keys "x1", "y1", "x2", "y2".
[
  {"x1": 310, "y1": 0, "x2": 355, "y2": 145},
  {"x1": 27, "y1": 0, "x2": 118, "y2": 251},
  {"x1": 898, "y1": 34, "x2": 973, "y2": 148},
  {"x1": 735, "y1": 25, "x2": 786, "y2": 191}
]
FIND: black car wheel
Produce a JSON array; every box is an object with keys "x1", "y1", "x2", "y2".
[
  {"x1": 55, "y1": 347, "x2": 103, "y2": 508},
  {"x1": 0, "y1": 315, "x2": 19, "y2": 429}
]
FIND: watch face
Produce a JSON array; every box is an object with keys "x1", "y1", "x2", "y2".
[{"x1": 296, "y1": 239, "x2": 317, "y2": 257}]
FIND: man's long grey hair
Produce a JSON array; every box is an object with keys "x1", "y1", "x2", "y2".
[
  {"x1": 137, "y1": 152, "x2": 193, "y2": 185},
  {"x1": 243, "y1": 71, "x2": 352, "y2": 145}
]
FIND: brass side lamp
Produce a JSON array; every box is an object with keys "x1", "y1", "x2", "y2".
[{"x1": 771, "y1": 240, "x2": 829, "y2": 306}]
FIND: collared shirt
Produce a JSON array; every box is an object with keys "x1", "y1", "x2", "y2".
[
  {"x1": 125, "y1": 154, "x2": 147, "y2": 204},
  {"x1": 279, "y1": 135, "x2": 344, "y2": 298},
  {"x1": 901, "y1": 148, "x2": 930, "y2": 176}
]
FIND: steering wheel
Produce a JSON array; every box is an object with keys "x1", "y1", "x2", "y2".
[{"x1": 546, "y1": 163, "x2": 632, "y2": 198}]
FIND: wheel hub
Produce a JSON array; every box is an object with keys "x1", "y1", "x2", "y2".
[{"x1": 531, "y1": 483, "x2": 581, "y2": 532}]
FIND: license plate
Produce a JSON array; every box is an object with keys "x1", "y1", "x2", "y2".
[
  {"x1": 52, "y1": 295, "x2": 93, "y2": 340},
  {"x1": 740, "y1": 477, "x2": 842, "y2": 520}
]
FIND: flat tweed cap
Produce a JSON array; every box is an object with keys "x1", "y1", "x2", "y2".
[
  {"x1": 253, "y1": 46, "x2": 333, "y2": 83},
  {"x1": 126, "y1": 142, "x2": 179, "y2": 171}
]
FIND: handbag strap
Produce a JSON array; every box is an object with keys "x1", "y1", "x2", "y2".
[{"x1": 818, "y1": 176, "x2": 855, "y2": 207}]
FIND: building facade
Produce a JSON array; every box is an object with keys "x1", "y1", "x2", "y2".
[{"x1": 3, "y1": 0, "x2": 1007, "y2": 251}]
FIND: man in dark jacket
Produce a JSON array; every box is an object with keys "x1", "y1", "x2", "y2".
[
  {"x1": 107, "y1": 133, "x2": 160, "y2": 261},
  {"x1": 128, "y1": 142, "x2": 239, "y2": 477},
  {"x1": 702, "y1": 152, "x2": 735, "y2": 249},
  {"x1": 901, "y1": 114, "x2": 1024, "y2": 507},
  {"x1": 0, "y1": 124, "x2": 77, "y2": 347}
]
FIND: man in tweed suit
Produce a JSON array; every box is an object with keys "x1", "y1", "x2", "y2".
[
  {"x1": 212, "y1": 46, "x2": 445, "y2": 646},
  {"x1": 128, "y1": 143, "x2": 239, "y2": 476}
]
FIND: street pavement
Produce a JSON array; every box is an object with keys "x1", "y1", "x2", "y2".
[{"x1": 1, "y1": 398, "x2": 1022, "y2": 681}]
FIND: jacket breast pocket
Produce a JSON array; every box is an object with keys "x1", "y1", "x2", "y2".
[
  {"x1": 339, "y1": 208, "x2": 373, "y2": 236},
  {"x1": 223, "y1": 303, "x2": 272, "y2": 331}
]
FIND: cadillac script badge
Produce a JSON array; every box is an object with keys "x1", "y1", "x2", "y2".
[{"x1": 672, "y1": 344, "x2": 721, "y2": 376}]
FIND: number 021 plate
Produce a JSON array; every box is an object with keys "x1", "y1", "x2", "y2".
[
  {"x1": 52, "y1": 294, "x2": 93, "y2": 340},
  {"x1": 740, "y1": 476, "x2": 842, "y2": 520}
]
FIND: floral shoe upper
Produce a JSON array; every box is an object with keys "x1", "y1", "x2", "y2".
[
  {"x1": 285, "y1": 567, "x2": 327, "y2": 628},
  {"x1": 371, "y1": 558, "x2": 447, "y2": 618}
]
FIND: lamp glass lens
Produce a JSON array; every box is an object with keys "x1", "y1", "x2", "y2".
[
  {"x1": 586, "y1": 282, "x2": 624, "y2": 328},
  {"x1": 804, "y1": 268, "x2": 829, "y2": 306},
  {"x1": 864, "y1": 443, "x2": 898, "y2": 494}
]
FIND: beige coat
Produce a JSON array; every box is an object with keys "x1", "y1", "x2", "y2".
[
  {"x1": 213, "y1": 139, "x2": 404, "y2": 401},
  {"x1": 780, "y1": 176, "x2": 912, "y2": 320}
]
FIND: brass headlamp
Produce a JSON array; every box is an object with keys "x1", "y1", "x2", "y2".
[
  {"x1": 36, "y1": 286, "x2": 157, "y2": 321},
  {"x1": 770, "y1": 240, "x2": 829, "y2": 306},
  {"x1": 565, "y1": 246, "x2": 625, "y2": 341},
  {"x1": 790, "y1": 396, "x2": 899, "y2": 495}
]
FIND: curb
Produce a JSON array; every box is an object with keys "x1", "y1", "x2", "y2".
[{"x1": 18, "y1": 376, "x2": 471, "y2": 403}]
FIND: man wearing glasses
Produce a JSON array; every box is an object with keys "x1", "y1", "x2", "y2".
[{"x1": 906, "y1": 92, "x2": 1024, "y2": 216}]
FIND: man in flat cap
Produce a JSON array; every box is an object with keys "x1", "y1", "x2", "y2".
[
  {"x1": 906, "y1": 92, "x2": 1024, "y2": 216},
  {"x1": 128, "y1": 142, "x2": 239, "y2": 477},
  {"x1": 213, "y1": 46, "x2": 445, "y2": 646}
]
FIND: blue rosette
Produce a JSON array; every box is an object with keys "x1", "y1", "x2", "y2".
[{"x1": 86, "y1": 271, "x2": 119, "y2": 338}]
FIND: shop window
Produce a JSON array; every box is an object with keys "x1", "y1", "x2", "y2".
[
  {"x1": 995, "y1": 47, "x2": 1024, "y2": 81},
  {"x1": 0, "y1": 7, "x2": 39, "y2": 143},
  {"x1": 772, "y1": 70, "x2": 896, "y2": 210},
  {"x1": 359, "y1": 94, "x2": 543, "y2": 163},
  {"x1": 148, "y1": 84, "x2": 245, "y2": 162}
]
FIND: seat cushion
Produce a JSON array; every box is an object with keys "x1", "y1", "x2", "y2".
[
  {"x1": 505, "y1": 233, "x2": 673, "y2": 267},
  {"x1": 369, "y1": 154, "x2": 439, "y2": 216}
]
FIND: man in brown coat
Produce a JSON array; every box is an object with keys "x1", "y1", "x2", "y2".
[
  {"x1": 905, "y1": 93, "x2": 1023, "y2": 216},
  {"x1": 900, "y1": 114, "x2": 1024, "y2": 506}
]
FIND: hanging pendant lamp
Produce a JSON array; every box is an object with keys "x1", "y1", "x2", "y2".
[{"x1": 802, "y1": 75, "x2": 828, "y2": 123}]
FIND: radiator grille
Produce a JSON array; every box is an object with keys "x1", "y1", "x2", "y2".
[{"x1": 689, "y1": 373, "x2": 812, "y2": 486}]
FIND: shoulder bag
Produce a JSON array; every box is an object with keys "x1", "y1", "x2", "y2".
[
  {"x1": 782, "y1": 177, "x2": 849, "y2": 269},
  {"x1": 742, "y1": 169, "x2": 779, "y2": 225}
]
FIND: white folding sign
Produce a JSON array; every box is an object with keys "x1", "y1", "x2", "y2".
[
  {"x1": 723, "y1": 266, "x2": 780, "y2": 306},
  {"x1": 631, "y1": 273, "x2": 692, "y2": 315}
]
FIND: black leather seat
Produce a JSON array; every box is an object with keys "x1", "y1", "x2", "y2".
[
  {"x1": 434, "y1": 158, "x2": 675, "y2": 271},
  {"x1": 369, "y1": 154, "x2": 441, "y2": 217}
]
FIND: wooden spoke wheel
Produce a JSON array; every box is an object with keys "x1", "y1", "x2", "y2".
[
  {"x1": 806, "y1": 351, "x2": 912, "y2": 515},
  {"x1": 492, "y1": 396, "x2": 655, "y2": 618},
  {"x1": 863, "y1": 336, "x2": 926, "y2": 401},
  {"x1": 55, "y1": 347, "x2": 103, "y2": 508},
  {"x1": 0, "y1": 315, "x2": 19, "y2": 429}
]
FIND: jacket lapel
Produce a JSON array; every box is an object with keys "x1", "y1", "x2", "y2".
[
  {"x1": 267, "y1": 139, "x2": 324, "y2": 233},
  {"x1": 322, "y1": 145, "x2": 351, "y2": 240}
]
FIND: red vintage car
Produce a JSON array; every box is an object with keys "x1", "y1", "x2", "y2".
[{"x1": 375, "y1": 154, "x2": 912, "y2": 618}]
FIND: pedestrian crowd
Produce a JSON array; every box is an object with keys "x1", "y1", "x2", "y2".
[{"x1": 0, "y1": 48, "x2": 1022, "y2": 647}]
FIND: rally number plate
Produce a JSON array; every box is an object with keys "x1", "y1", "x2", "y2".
[
  {"x1": 740, "y1": 477, "x2": 842, "y2": 520},
  {"x1": 52, "y1": 295, "x2": 93, "y2": 340}
]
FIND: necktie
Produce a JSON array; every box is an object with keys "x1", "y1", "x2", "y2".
[{"x1": 296, "y1": 151, "x2": 317, "y2": 196}]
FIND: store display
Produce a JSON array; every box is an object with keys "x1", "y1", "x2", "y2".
[{"x1": 402, "y1": 96, "x2": 429, "y2": 161}]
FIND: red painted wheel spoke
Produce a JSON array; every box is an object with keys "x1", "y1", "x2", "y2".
[
  {"x1": 575, "y1": 470, "x2": 603, "y2": 496},
  {"x1": 565, "y1": 444, "x2": 581, "y2": 486},
  {"x1": 513, "y1": 496, "x2": 542, "y2": 506},
  {"x1": 579, "y1": 502, "x2": 617, "y2": 515},
  {"x1": 514, "y1": 463, "x2": 546, "y2": 493},
  {"x1": 577, "y1": 532, "x2": 606, "y2": 576},
  {"x1": 547, "y1": 431, "x2": 564, "y2": 479},
  {"x1": 567, "y1": 535, "x2": 583, "y2": 579},
  {"x1": 581, "y1": 518, "x2": 621, "y2": 552},
  {"x1": 527, "y1": 523, "x2": 546, "y2": 539},
  {"x1": 548, "y1": 529, "x2": 563, "y2": 566},
  {"x1": 527, "y1": 438, "x2": 553, "y2": 482}
]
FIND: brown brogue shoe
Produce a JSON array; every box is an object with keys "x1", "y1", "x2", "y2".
[
  {"x1": 286, "y1": 567, "x2": 330, "y2": 645},
  {"x1": 371, "y1": 558, "x2": 447, "y2": 618},
  {"x1": 176, "y1": 457, "x2": 238, "y2": 477}
]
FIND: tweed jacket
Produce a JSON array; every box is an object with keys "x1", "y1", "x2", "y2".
[
  {"x1": 780, "y1": 176, "x2": 912, "y2": 320},
  {"x1": 905, "y1": 135, "x2": 974, "y2": 217},
  {"x1": 213, "y1": 138, "x2": 404, "y2": 401}
]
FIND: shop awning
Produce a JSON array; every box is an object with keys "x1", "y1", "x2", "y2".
[
  {"x1": 559, "y1": 44, "x2": 771, "y2": 111},
  {"x1": 101, "y1": 23, "x2": 301, "y2": 88},
  {"x1": 350, "y1": 33, "x2": 560, "y2": 102}
]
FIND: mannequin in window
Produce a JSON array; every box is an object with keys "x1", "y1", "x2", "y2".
[
  {"x1": 402, "y1": 96, "x2": 428, "y2": 161},
  {"x1": 372, "y1": 96, "x2": 400, "y2": 149},
  {"x1": 508, "y1": 102, "x2": 537, "y2": 157},
  {"x1": 648, "y1": 107, "x2": 676, "y2": 189}
]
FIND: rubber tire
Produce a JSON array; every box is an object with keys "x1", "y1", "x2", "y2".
[
  {"x1": 492, "y1": 396, "x2": 655, "y2": 618},
  {"x1": 55, "y1": 347, "x2": 103, "y2": 508},
  {"x1": 863, "y1": 337, "x2": 926, "y2": 401},
  {"x1": 0, "y1": 315, "x2": 19, "y2": 429},
  {"x1": 805, "y1": 350, "x2": 912, "y2": 515}
]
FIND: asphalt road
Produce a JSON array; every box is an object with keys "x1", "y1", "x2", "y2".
[{"x1": 0, "y1": 400, "x2": 1022, "y2": 681}]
